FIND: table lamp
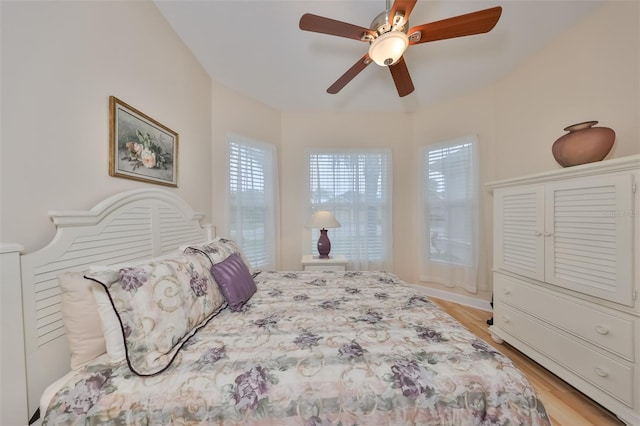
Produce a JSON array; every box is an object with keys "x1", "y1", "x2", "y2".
[{"x1": 306, "y1": 211, "x2": 341, "y2": 258}]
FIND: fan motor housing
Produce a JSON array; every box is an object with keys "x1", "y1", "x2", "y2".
[{"x1": 370, "y1": 9, "x2": 407, "y2": 35}]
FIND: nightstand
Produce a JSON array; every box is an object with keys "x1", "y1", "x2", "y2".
[{"x1": 301, "y1": 254, "x2": 348, "y2": 271}]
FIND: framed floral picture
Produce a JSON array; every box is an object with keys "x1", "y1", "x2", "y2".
[{"x1": 109, "y1": 96, "x2": 178, "y2": 187}]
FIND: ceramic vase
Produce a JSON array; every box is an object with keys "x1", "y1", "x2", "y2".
[{"x1": 552, "y1": 121, "x2": 615, "y2": 167}]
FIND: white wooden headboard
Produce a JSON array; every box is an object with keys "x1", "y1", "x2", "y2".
[{"x1": 2, "y1": 189, "x2": 213, "y2": 424}]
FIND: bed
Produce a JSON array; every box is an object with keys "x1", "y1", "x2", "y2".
[{"x1": 9, "y1": 189, "x2": 550, "y2": 425}]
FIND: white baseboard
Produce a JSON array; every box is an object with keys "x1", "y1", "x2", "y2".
[{"x1": 406, "y1": 283, "x2": 493, "y2": 312}]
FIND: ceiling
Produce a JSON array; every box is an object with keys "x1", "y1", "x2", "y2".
[{"x1": 154, "y1": 0, "x2": 602, "y2": 113}]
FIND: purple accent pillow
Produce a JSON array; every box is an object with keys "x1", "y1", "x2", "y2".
[{"x1": 210, "y1": 253, "x2": 257, "y2": 311}]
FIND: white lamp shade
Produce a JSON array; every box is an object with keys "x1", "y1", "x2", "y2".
[
  {"x1": 368, "y1": 31, "x2": 409, "y2": 66},
  {"x1": 306, "y1": 211, "x2": 341, "y2": 229}
]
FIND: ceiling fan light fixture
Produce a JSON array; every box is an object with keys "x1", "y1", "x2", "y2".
[
  {"x1": 299, "y1": 4, "x2": 503, "y2": 96},
  {"x1": 368, "y1": 31, "x2": 409, "y2": 66}
]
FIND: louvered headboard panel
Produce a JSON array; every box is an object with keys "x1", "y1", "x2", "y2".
[{"x1": 19, "y1": 189, "x2": 213, "y2": 418}]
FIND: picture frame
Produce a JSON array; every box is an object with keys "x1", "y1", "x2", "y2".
[{"x1": 109, "y1": 96, "x2": 178, "y2": 187}]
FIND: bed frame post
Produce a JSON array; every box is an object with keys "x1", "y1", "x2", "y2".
[{"x1": 0, "y1": 243, "x2": 29, "y2": 425}]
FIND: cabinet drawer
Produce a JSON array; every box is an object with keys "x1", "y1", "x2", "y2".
[
  {"x1": 494, "y1": 273, "x2": 634, "y2": 361},
  {"x1": 494, "y1": 303, "x2": 634, "y2": 406}
]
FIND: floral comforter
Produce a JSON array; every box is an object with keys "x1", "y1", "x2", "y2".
[{"x1": 44, "y1": 271, "x2": 550, "y2": 425}]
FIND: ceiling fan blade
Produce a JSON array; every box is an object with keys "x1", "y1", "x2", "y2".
[
  {"x1": 408, "y1": 6, "x2": 502, "y2": 44},
  {"x1": 389, "y1": 56, "x2": 414, "y2": 97},
  {"x1": 327, "y1": 54, "x2": 372, "y2": 94},
  {"x1": 389, "y1": 0, "x2": 417, "y2": 26},
  {"x1": 300, "y1": 13, "x2": 375, "y2": 41}
]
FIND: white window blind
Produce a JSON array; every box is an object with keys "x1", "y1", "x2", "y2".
[
  {"x1": 420, "y1": 136, "x2": 479, "y2": 292},
  {"x1": 308, "y1": 150, "x2": 392, "y2": 270},
  {"x1": 228, "y1": 135, "x2": 278, "y2": 270}
]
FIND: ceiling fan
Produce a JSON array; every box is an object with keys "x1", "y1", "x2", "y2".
[{"x1": 299, "y1": 0, "x2": 502, "y2": 97}]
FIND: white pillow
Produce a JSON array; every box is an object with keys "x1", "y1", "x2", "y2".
[
  {"x1": 58, "y1": 271, "x2": 107, "y2": 369},
  {"x1": 91, "y1": 284, "x2": 127, "y2": 363}
]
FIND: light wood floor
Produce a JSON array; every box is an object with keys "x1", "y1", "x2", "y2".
[{"x1": 431, "y1": 298, "x2": 625, "y2": 426}]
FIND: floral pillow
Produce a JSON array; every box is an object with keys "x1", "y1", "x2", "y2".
[
  {"x1": 183, "y1": 237, "x2": 254, "y2": 274},
  {"x1": 89, "y1": 252, "x2": 183, "y2": 364},
  {"x1": 84, "y1": 253, "x2": 225, "y2": 376}
]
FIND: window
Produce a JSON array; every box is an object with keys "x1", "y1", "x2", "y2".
[
  {"x1": 227, "y1": 135, "x2": 278, "y2": 270},
  {"x1": 420, "y1": 136, "x2": 479, "y2": 292},
  {"x1": 308, "y1": 150, "x2": 392, "y2": 270}
]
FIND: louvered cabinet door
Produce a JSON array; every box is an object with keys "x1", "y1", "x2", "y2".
[
  {"x1": 544, "y1": 175, "x2": 634, "y2": 306},
  {"x1": 494, "y1": 185, "x2": 545, "y2": 280}
]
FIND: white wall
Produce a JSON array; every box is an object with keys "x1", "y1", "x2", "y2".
[
  {"x1": 1, "y1": 1, "x2": 637, "y2": 305},
  {"x1": 278, "y1": 88, "x2": 499, "y2": 297},
  {"x1": 0, "y1": 0, "x2": 212, "y2": 253},
  {"x1": 410, "y1": 85, "x2": 498, "y2": 299},
  {"x1": 407, "y1": 1, "x2": 639, "y2": 300},
  {"x1": 279, "y1": 1, "x2": 639, "y2": 302},
  {"x1": 280, "y1": 112, "x2": 412, "y2": 272},
  {"x1": 494, "y1": 0, "x2": 639, "y2": 180},
  {"x1": 209, "y1": 80, "x2": 282, "y2": 259}
]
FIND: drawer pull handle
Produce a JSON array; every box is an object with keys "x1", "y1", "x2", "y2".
[
  {"x1": 501, "y1": 315, "x2": 510, "y2": 324},
  {"x1": 595, "y1": 326, "x2": 609, "y2": 335},
  {"x1": 594, "y1": 367, "x2": 608, "y2": 378},
  {"x1": 503, "y1": 288, "x2": 511, "y2": 295},
  {"x1": 533, "y1": 231, "x2": 542, "y2": 236}
]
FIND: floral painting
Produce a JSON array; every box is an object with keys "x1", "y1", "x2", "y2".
[{"x1": 109, "y1": 96, "x2": 178, "y2": 187}]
